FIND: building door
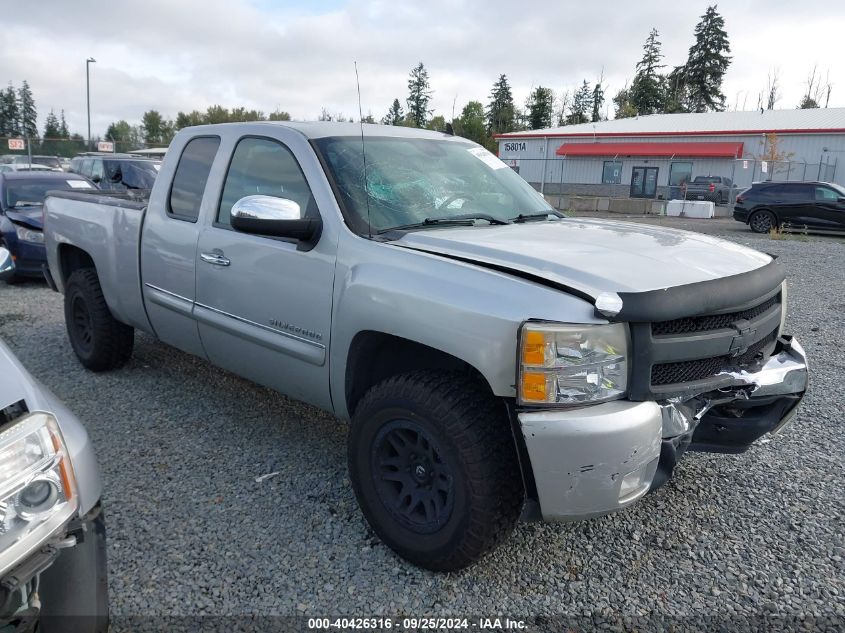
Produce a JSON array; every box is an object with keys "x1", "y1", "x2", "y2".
[{"x1": 631, "y1": 167, "x2": 659, "y2": 198}]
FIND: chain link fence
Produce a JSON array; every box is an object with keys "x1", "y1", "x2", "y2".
[{"x1": 505, "y1": 155, "x2": 839, "y2": 208}]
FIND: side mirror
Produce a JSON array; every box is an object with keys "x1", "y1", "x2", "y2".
[
  {"x1": 0, "y1": 246, "x2": 15, "y2": 282},
  {"x1": 230, "y1": 195, "x2": 321, "y2": 246}
]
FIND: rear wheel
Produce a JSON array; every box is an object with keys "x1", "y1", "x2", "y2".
[
  {"x1": 749, "y1": 210, "x2": 777, "y2": 233},
  {"x1": 348, "y1": 370, "x2": 523, "y2": 571},
  {"x1": 64, "y1": 268, "x2": 134, "y2": 371}
]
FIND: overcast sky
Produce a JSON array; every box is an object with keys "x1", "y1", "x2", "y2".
[{"x1": 1, "y1": 0, "x2": 843, "y2": 137}]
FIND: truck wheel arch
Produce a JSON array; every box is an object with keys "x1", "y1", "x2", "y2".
[
  {"x1": 344, "y1": 331, "x2": 489, "y2": 417},
  {"x1": 342, "y1": 330, "x2": 539, "y2": 516},
  {"x1": 57, "y1": 244, "x2": 97, "y2": 287}
]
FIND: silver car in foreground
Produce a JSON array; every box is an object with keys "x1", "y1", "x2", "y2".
[
  {"x1": 0, "y1": 338, "x2": 107, "y2": 632},
  {"x1": 42, "y1": 122, "x2": 808, "y2": 570}
]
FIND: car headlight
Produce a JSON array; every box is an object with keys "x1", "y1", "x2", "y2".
[
  {"x1": 15, "y1": 225, "x2": 44, "y2": 244},
  {"x1": 518, "y1": 322, "x2": 629, "y2": 406},
  {"x1": 0, "y1": 412, "x2": 78, "y2": 576}
]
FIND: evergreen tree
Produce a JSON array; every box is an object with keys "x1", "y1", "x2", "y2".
[
  {"x1": 526, "y1": 86, "x2": 555, "y2": 130},
  {"x1": 683, "y1": 5, "x2": 731, "y2": 112},
  {"x1": 591, "y1": 80, "x2": 605, "y2": 122},
  {"x1": 406, "y1": 62, "x2": 432, "y2": 128},
  {"x1": 662, "y1": 67, "x2": 689, "y2": 113},
  {"x1": 798, "y1": 95, "x2": 819, "y2": 109},
  {"x1": 382, "y1": 98, "x2": 404, "y2": 126},
  {"x1": 566, "y1": 80, "x2": 593, "y2": 125},
  {"x1": 18, "y1": 80, "x2": 38, "y2": 139},
  {"x1": 40, "y1": 110, "x2": 61, "y2": 154},
  {"x1": 629, "y1": 29, "x2": 666, "y2": 115},
  {"x1": 486, "y1": 74, "x2": 515, "y2": 135},
  {"x1": 0, "y1": 83, "x2": 21, "y2": 137},
  {"x1": 59, "y1": 110, "x2": 70, "y2": 138},
  {"x1": 42, "y1": 110, "x2": 60, "y2": 137}
]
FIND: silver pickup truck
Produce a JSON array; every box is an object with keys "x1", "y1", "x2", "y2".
[{"x1": 43, "y1": 122, "x2": 808, "y2": 571}]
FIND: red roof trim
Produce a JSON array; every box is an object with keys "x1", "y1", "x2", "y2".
[
  {"x1": 495, "y1": 127, "x2": 845, "y2": 139},
  {"x1": 555, "y1": 141, "x2": 744, "y2": 158}
]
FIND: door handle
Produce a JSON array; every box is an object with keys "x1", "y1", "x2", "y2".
[{"x1": 200, "y1": 251, "x2": 230, "y2": 266}]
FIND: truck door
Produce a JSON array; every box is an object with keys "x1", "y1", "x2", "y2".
[
  {"x1": 193, "y1": 134, "x2": 336, "y2": 411},
  {"x1": 140, "y1": 135, "x2": 221, "y2": 357}
]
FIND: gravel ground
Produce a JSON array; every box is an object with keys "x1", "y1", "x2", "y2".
[{"x1": 0, "y1": 219, "x2": 843, "y2": 629}]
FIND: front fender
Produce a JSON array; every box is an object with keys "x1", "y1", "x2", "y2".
[{"x1": 328, "y1": 233, "x2": 603, "y2": 419}]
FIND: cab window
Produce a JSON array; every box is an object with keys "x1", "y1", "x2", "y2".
[
  {"x1": 217, "y1": 137, "x2": 315, "y2": 228},
  {"x1": 168, "y1": 136, "x2": 221, "y2": 222}
]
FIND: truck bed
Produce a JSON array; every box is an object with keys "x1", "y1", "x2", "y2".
[{"x1": 44, "y1": 189, "x2": 152, "y2": 333}]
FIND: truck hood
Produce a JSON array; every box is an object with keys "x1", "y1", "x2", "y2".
[
  {"x1": 392, "y1": 217, "x2": 772, "y2": 297},
  {"x1": 6, "y1": 207, "x2": 44, "y2": 230}
]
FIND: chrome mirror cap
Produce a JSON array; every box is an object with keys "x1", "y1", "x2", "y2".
[
  {"x1": 231, "y1": 195, "x2": 301, "y2": 222},
  {"x1": 0, "y1": 247, "x2": 15, "y2": 282}
]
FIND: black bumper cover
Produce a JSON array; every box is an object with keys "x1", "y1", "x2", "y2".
[{"x1": 0, "y1": 505, "x2": 109, "y2": 633}]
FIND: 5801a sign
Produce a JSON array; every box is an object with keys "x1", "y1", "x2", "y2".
[{"x1": 502, "y1": 142, "x2": 526, "y2": 152}]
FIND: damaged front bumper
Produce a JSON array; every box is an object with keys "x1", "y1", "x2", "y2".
[{"x1": 519, "y1": 336, "x2": 808, "y2": 522}]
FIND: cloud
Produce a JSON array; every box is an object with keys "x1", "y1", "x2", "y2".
[{"x1": 1, "y1": 0, "x2": 842, "y2": 137}]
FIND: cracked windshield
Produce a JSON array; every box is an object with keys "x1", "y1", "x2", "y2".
[{"x1": 314, "y1": 136, "x2": 554, "y2": 234}]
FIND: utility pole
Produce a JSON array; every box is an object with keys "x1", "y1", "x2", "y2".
[{"x1": 86, "y1": 57, "x2": 96, "y2": 149}]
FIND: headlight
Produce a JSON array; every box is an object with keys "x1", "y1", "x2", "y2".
[
  {"x1": 0, "y1": 412, "x2": 78, "y2": 576},
  {"x1": 518, "y1": 322, "x2": 629, "y2": 406},
  {"x1": 15, "y1": 225, "x2": 44, "y2": 244}
]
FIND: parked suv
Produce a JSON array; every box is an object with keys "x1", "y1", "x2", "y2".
[
  {"x1": 733, "y1": 181, "x2": 845, "y2": 233},
  {"x1": 68, "y1": 155, "x2": 160, "y2": 191}
]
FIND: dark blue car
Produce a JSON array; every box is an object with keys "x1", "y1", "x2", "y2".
[{"x1": 0, "y1": 171, "x2": 95, "y2": 283}]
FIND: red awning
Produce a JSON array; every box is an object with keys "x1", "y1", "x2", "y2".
[{"x1": 556, "y1": 141, "x2": 743, "y2": 158}]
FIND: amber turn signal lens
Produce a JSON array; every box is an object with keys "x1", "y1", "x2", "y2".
[
  {"x1": 522, "y1": 330, "x2": 546, "y2": 365},
  {"x1": 521, "y1": 372, "x2": 547, "y2": 402}
]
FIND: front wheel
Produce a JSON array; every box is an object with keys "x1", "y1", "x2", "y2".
[
  {"x1": 749, "y1": 210, "x2": 777, "y2": 233},
  {"x1": 64, "y1": 268, "x2": 134, "y2": 371},
  {"x1": 348, "y1": 371, "x2": 523, "y2": 571}
]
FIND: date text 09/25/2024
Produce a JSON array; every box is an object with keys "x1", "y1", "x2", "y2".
[{"x1": 307, "y1": 617, "x2": 528, "y2": 630}]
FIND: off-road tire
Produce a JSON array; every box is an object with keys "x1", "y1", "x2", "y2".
[
  {"x1": 749, "y1": 210, "x2": 777, "y2": 233},
  {"x1": 64, "y1": 268, "x2": 134, "y2": 371},
  {"x1": 348, "y1": 370, "x2": 523, "y2": 571}
]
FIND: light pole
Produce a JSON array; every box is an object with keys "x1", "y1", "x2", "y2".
[{"x1": 86, "y1": 57, "x2": 96, "y2": 149}]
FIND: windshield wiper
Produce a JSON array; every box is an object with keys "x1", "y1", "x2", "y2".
[
  {"x1": 509, "y1": 210, "x2": 564, "y2": 223},
  {"x1": 378, "y1": 213, "x2": 510, "y2": 234}
]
